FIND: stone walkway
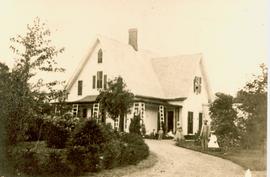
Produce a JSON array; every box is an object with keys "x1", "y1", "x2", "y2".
[{"x1": 122, "y1": 140, "x2": 265, "y2": 177}]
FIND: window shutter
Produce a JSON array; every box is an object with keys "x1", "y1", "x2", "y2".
[
  {"x1": 193, "y1": 78, "x2": 196, "y2": 92},
  {"x1": 92, "y1": 76, "x2": 96, "y2": 89},
  {"x1": 78, "y1": 80, "x2": 83, "y2": 95},
  {"x1": 104, "y1": 74, "x2": 107, "y2": 89},
  {"x1": 188, "y1": 111, "x2": 193, "y2": 134},
  {"x1": 199, "y1": 77, "x2": 202, "y2": 93},
  {"x1": 199, "y1": 113, "x2": 203, "y2": 132}
]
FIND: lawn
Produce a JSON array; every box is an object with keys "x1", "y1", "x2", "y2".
[{"x1": 176, "y1": 141, "x2": 266, "y2": 171}]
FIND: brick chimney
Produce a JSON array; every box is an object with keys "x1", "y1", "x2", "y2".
[{"x1": 128, "y1": 28, "x2": 138, "y2": 51}]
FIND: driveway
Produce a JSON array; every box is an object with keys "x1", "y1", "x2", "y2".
[{"x1": 123, "y1": 139, "x2": 246, "y2": 177}]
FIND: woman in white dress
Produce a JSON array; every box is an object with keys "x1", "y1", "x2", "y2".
[
  {"x1": 208, "y1": 131, "x2": 219, "y2": 148},
  {"x1": 174, "y1": 127, "x2": 184, "y2": 142}
]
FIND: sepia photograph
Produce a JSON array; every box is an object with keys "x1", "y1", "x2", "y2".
[{"x1": 0, "y1": 0, "x2": 267, "y2": 177}]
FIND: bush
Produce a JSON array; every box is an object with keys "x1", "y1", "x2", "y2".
[
  {"x1": 15, "y1": 150, "x2": 40, "y2": 176},
  {"x1": 42, "y1": 151, "x2": 72, "y2": 176},
  {"x1": 102, "y1": 139, "x2": 122, "y2": 169},
  {"x1": 45, "y1": 121, "x2": 69, "y2": 148},
  {"x1": 8, "y1": 121, "x2": 150, "y2": 176},
  {"x1": 119, "y1": 133, "x2": 149, "y2": 165},
  {"x1": 184, "y1": 135, "x2": 195, "y2": 140},
  {"x1": 129, "y1": 114, "x2": 141, "y2": 135},
  {"x1": 66, "y1": 119, "x2": 106, "y2": 174},
  {"x1": 44, "y1": 114, "x2": 80, "y2": 148},
  {"x1": 141, "y1": 123, "x2": 146, "y2": 137},
  {"x1": 25, "y1": 117, "x2": 46, "y2": 141}
]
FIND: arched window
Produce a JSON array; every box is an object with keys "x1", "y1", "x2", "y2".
[{"x1": 98, "y1": 49, "x2": 102, "y2": 63}]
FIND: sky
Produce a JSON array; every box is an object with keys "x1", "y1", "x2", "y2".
[{"x1": 0, "y1": 0, "x2": 268, "y2": 96}]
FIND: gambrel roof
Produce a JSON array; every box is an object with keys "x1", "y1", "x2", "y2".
[{"x1": 66, "y1": 35, "x2": 212, "y2": 102}]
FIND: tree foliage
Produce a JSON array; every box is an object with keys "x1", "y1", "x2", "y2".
[
  {"x1": 129, "y1": 114, "x2": 141, "y2": 135},
  {"x1": 1, "y1": 17, "x2": 65, "y2": 145},
  {"x1": 235, "y1": 64, "x2": 267, "y2": 149},
  {"x1": 97, "y1": 77, "x2": 134, "y2": 132},
  {"x1": 209, "y1": 93, "x2": 239, "y2": 150}
]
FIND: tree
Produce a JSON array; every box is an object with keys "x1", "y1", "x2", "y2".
[
  {"x1": 235, "y1": 64, "x2": 267, "y2": 149},
  {"x1": 97, "y1": 77, "x2": 134, "y2": 132},
  {"x1": 209, "y1": 93, "x2": 239, "y2": 150},
  {"x1": 129, "y1": 114, "x2": 141, "y2": 135},
  {"x1": 2, "y1": 17, "x2": 64, "y2": 144}
]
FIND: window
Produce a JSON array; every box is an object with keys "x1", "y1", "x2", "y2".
[
  {"x1": 187, "y1": 111, "x2": 193, "y2": 134},
  {"x1": 104, "y1": 74, "x2": 107, "y2": 89},
  {"x1": 97, "y1": 71, "x2": 103, "y2": 88},
  {"x1": 98, "y1": 49, "x2": 102, "y2": 63},
  {"x1": 82, "y1": 108, "x2": 87, "y2": 118},
  {"x1": 92, "y1": 75, "x2": 96, "y2": 89},
  {"x1": 78, "y1": 80, "x2": 83, "y2": 95},
  {"x1": 194, "y1": 76, "x2": 202, "y2": 94}
]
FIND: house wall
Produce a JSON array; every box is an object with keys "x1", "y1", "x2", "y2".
[
  {"x1": 67, "y1": 42, "x2": 118, "y2": 102},
  {"x1": 180, "y1": 61, "x2": 210, "y2": 135},
  {"x1": 144, "y1": 104, "x2": 158, "y2": 134}
]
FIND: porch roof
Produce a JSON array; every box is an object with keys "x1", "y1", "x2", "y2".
[
  {"x1": 68, "y1": 94, "x2": 184, "y2": 107},
  {"x1": 68, "y1": 95, "x2": 98, "y2": 103},
  {"x1": 134, "y1": 95, "x2": 184, "y2": 107}
]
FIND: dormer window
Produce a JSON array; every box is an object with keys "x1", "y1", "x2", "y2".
[
  {"x1": 193, "y1": 76, "x2": 202, "y2": 94},
  {"x1": 98, "y1": 49, "x2": 103, "y2": 63}
]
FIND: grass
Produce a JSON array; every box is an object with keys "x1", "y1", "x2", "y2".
[{"x1": 176, "y1": 140, "x2": 266, "y2": 171}]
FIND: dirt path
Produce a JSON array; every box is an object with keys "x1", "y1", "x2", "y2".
[{"x1": 123, "y1": 139, "x2": 245, "y2": 177}]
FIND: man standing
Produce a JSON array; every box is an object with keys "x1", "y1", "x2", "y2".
[{"x1": 200, "y1": 120, "x2": 210, "y2": 151}]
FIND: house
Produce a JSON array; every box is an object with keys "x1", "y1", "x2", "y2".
[{"x1": 65, "y1": 28, "x2": 213, "y2": 135}]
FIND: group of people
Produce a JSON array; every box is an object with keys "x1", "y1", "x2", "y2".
[{"x1": 153, "y1": 120, "x2": 219, "y2": 151}]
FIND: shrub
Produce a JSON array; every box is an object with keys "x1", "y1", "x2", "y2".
[
  {"x1": 66, "y1": 119, "x2": 106, "y2": 174},
  {"x1": 119, "y1": 133, "x2": 149, "y2": 165},
  {"x1": 25, "y1": 117, "x2": 45, "y2": 141},
  {"x1": 102, "y1": 139, "x2": 122, "y2": 169},
  {"x1": 194, "y1": 131, "x2": 201, "y2": 146},
  {"x1": 45, "y1": 121, "x2": 69, "y2": 148},
  {"x1": 42, "y1": 151, "x2": 72, "y2": 176},
  {"x1": 141, "y1": 123, "x2": 146, "y2": 137},
  {"x1": 15, "y1": 150, "x2": 40, "y2": 176},
  {"x1": 100, "y1": 123, "x2": 120, "y2": 142},
  {"x1": 129, "y1": 114, "x2": 141, "y2": 135},
  {"x1": 184, "y1": 135, "x2": 195, "y2": 140},
  {"x1": 44, "y1": 114, "x2": 80, "y2": 148}
]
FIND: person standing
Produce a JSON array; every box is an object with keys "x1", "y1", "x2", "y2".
[
  {"x1": 174, "y1": 127, "x2": 184, "y2": 142},
  {"x1": 200, "y1": 120, "x2": 210, "y2": 151},
  {"x1": 158, "y1": 129, "x2": 164, "y2": 140}
]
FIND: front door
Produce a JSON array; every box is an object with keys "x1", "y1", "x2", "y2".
[{"x1": 167, "y1": 111, "x2": 174, "y2": 132}]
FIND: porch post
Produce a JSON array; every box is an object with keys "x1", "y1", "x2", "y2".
[
  {"x1": 93, "y1": 103, "x2": 101, "y2": 123},
  {"x1": 159, "y1": 105, "x2": 164, "y2": 131},
  {"x1": 72, "y1": 104, "x2": 79, "y2": 117}
]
